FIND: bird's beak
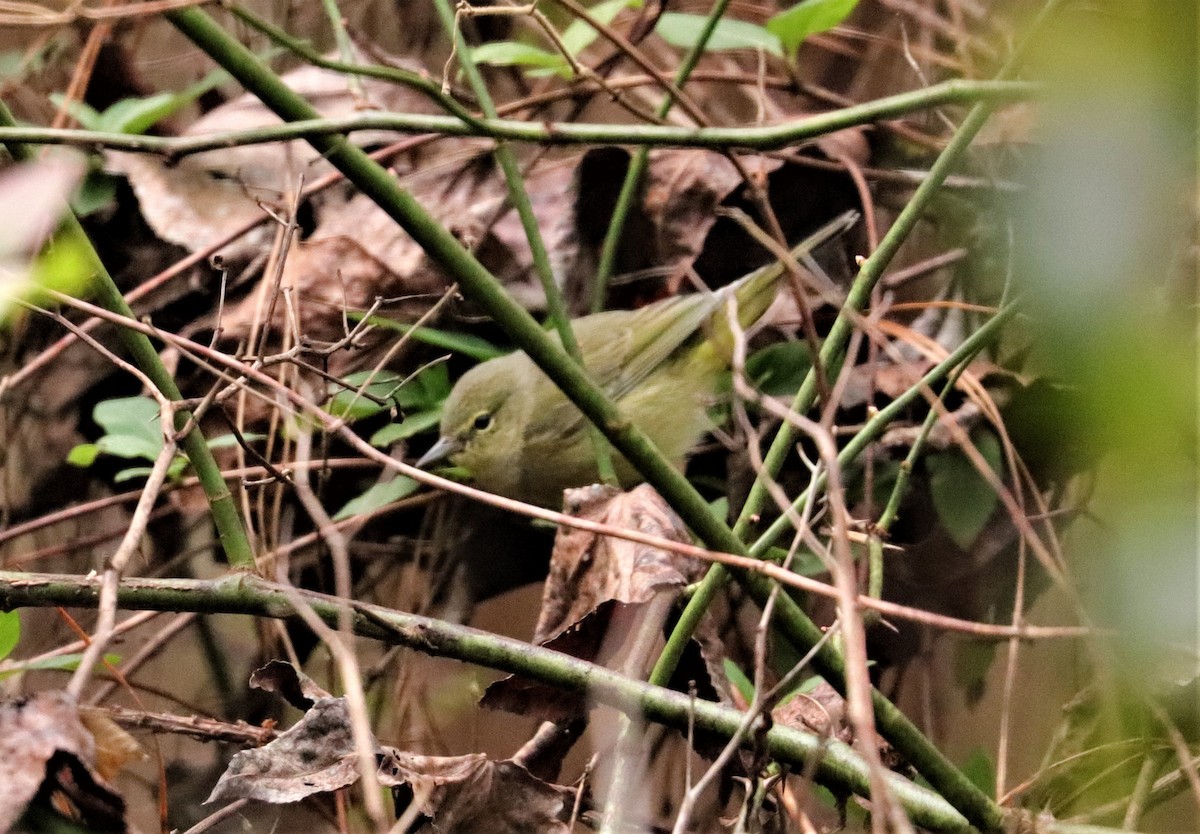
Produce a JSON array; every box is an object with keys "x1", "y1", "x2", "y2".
[{"x1": 416, "y1": 436, "x2": 461, "y2": 469}]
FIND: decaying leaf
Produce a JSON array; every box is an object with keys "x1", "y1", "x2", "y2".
[
  {"x1": 0, "y1": 690, "x2": 128, "y2": 834},
  {"x1": 77, "y1": 709, "x2": 146, "y2": 781},
  {"x1": 211, "y1": 663, "x2": 574, "y2": 832},
  {"x1": 206, "y1": 696, "x2": 365, "y2": 804},
  {"x1": 248, "y1": 659, "x2": 334, "y2": 710},
  {"x1": 770, "y1": 681, "x2": 850, "y2": 743},
  {"x1": 486, "y1": 485, "x2": 732, "y2": 721},
  {"x1": 379, "y1": 750, "x2": 573, "y2": 834},
  {"x1": 107, "y1": 49, "x2": 441, "y2": 264},
  {"x1": 535, "y1": 484, "x2": 701, "y2": 644}
]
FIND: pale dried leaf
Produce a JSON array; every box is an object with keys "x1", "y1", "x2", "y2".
[
  {"x1": 535, "y1": 484, "x2": 699, "y2": 645},
  {"x1": 378, "y1": 749, "x2": 572, "y2": 834},
  {"x1": 0, "y1": 154, "x2": 86, "y2": 258},
  {"x1": 206, "y1": 697, "x2": 366, "y2": 804},
  {"x1": 78, "y1": 708, "x2": 147, "y2": 780},
  {"x1": 0, "y1": 691, "x2": 127, "y2": 833},
  {"x1": 248, "y1": 659, "x2": 333, "y2": 710},
  {"x1": 105, "y1": 151, "x2": 270, "y2": 261}
]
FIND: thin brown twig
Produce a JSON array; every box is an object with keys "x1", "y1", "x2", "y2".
[{"x1": 40, "y1": 290, "x2": 1095, "y2": 642}]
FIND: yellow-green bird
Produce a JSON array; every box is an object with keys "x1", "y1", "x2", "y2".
[{"x1": 418, "y1": 212, "x2": 857, "y2": 506}]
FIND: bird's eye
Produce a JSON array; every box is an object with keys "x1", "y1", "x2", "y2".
[{"x1": 472, "y1": 412, "x2": 493, "y2": 432}]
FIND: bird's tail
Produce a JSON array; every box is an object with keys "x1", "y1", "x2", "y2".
[{"x1": 708, "y1": 209, "x2": 860, "y2": 360}]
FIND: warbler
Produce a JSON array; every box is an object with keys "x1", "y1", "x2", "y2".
[{"x1": 418, "y1": 212, "x2": 857, "y2": 506}]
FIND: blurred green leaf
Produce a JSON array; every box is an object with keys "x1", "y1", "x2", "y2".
[
  {"x1": 66, "y1": 443, "x2": 100, "y2": 467},
  {"x1": 326, "y1": 371, "x2": 405, "y2": 421},
  {"x1": 953, "y1": 640, "x2": 996, "y2": 705},
  {"x1": 333, "y1": 476, "x2": 420, "y2": 520},
  {"x1": 370, "y1": 409, "x2": 441, "y2": 447},
  {"x1": 0, "y1": 652, "x2": 121, "y2": 680},
  {"x1": 471, "y1": 41, "x2": 566, "y2": 72},
  {"x1": 928, "y1": 428, "x2": 1003, "y2": 549},
  {"x1": 70, "y1": 169, "x2": 119, "y2": 218},
  {"x1": 723, "y1": 658, "x2": 755, "y2": 703},
  {"x1": 561, "y1": 0, "x2": 639, "y2": 56},
  {"x1": 746, "y1": 341, "x2": 812, "y2": 396},
  {"x1": 960, "y1": 748, "x2": 997, "y2": 796},
  {"x1": 472, "y1": 0, "x2": 638, "y2": 77},
  {"x1": 49, "y1": 68, "x2": 227, "y2": 136},
  {"x1": 205, "y1": 432, "x2": 265, "y2": 450},
  {"x1": 767, "y1": 0, "x2": 859, "y2": 57},
  {"x1": 402, "y1": 364, "x2": 451, "y2": 410},
  {"x1": 28, "y1": 228, "x2": 95, "y2": 301},
  {"x1": 352, "y1": 314, "x2": 505, "y2": 361},
  {"x1": 656, "y1": 12, "x2": 782, "y2": 56},
  {"x1": 0, "y1": 610, "x2": 19, "y2": 661}
]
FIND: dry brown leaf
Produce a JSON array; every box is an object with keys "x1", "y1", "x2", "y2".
[
  {"x1": 534, "y1": 484, "x2": 700, "y2": 645},
  {"x1": 206, "y1": 696, "x2": 365, "y2": 805},
  {"x1": 486, "y1": 485, "x2": 734, "y2": 721},
  {"x1": 77, "y1": 708, "x2": 146, "y2": 781},
  {"x1": 107, "y1": 49, "x2": 437, "y2": 263},
  {"x1": 0, "y1": 690, "x2": 127, "y2": 833},
  {"x1": 104, "y1": 151, "x2": 272, "y2": 262},
  {"x1": 248, "y1": 659, "x2": 333, "y2": 710},
  {"x1": 378, "y1": 750, "x2": 573, "y2": 834},
  {"x1": 770, "y1": 681, "x2": 850, "y2": 743}
]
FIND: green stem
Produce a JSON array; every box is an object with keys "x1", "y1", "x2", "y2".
[
  {"x1": 0, "y1": 80, "x2": 1034, "y2": 157},
  {"x1": 592, "y1": 0, "x2": 734, "y2": 313},
  {"x1": 0, "y1": 570, "x2": 959, "y2": 831},
  {"x1": 429, "y1": 0, "x2": 616, "y2": 483},
  {"x1": 163, "y1": 8, "x2": 1005, "y2": 828},
  {"x1": 0, "y1": 101, "x2": 255, "y2": 571},
  {"x1": 227, "y1": 2, "x2": 486, "y2": 128}
]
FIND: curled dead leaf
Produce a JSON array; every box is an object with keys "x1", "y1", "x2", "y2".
[
  {"x1": 378, "y1": 749, "x2": 573, "y2": 834},
  {"x1": 206, "y1": 696, "x2": 366, "y2": 805},
  {"x1": 0, "y1": 690, "x2": 127, "y2": 833}
]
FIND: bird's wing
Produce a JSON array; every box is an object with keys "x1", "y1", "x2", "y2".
[
  {"x1": 522, "y1": 292, "x2": 720, "y2": 448},
  {"x1": 575, "y1": 290, "x2": 722, "y2": 400}
]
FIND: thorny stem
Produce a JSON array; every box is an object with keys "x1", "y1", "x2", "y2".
[
  {"x1": 0, "y1": 80, "x2": 1034, "y2": 156},
  {"x1": 0, "y1": 100, "x2": 256, "y2": 571},
  {"x1": 430, "y1": 0, "x2": 617, "y2": 484},
  {"x1": 591, "y1": 0, "x2": 735, "y2": 312}
]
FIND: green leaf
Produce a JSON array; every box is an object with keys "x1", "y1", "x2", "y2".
[
  {"x1": 927, "y1": 428, "x2": 1004, "y2": 549},
  {"x1": 370, "y1": 409, "x2": 442, "y2": 447},
  {"x1": 471, "y1": 41, "x2": 567, "y2": 72},
  {"x1": 0, "y1": 610, "x2": 19, "y2": 661},
  {"x1": 0, "y1": 652, "x2": 121, "y2": 680},
  {"x1": 28, "y1": 229, "x2": 95, "y2": 301},
  {"x1": 96, "y1": 92, "x2": 182, "y2": 135},
  {"x1": 561, "y1": 0, "x2": 638, "y2": 56},
  {"x1": 96, "y1": 433, "x2": 162, "y2": 461},
  {"x1": 656, "y1": 12, "x2": 782, "y2": 57},
  {"x1": 205, "y1": 432, "x2": 265, "y2": 450},
  {"x1": 66, "y1": 443, "x2": 101, "y2": 467},
  {"x1": 48, "y1": 94, "x2": 103, "y2": 130},
  {"x1": 71, "y1": 169, "x2": 118, "y2": 218},
  {"x1": 746, "y1": 341, "x2": 812, "y2": 397},
  {"x1": 333, "y1": 477, "x2": 420, "y2": 520},
  {"x1": 953, "y1": 640, "x2": 997, "y2": 705},
  {"x1": 326, "y1": 371, "x2": 406, "y2": 421},
  {"x1": 54, "y1": 67, "x2": 230, "y2": 137},
  {"x1": 114, "y1": 466, "x2": 152, "y2": 483},
  {"x1": 94, "y1": 397, "x2": 162, "y2": 450},
  {"x1": 350, "y1": 314, "x2": 506, "y2": 361},
  {"x1": 723, "y1": 658, "x2": 755, "y2": 702},
  {"x1": 767, "y1": 0, "x2": 860, "y2": 57},
  {"x1": 960, "y1": 747, "x2": 997, "y2": 795}
]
